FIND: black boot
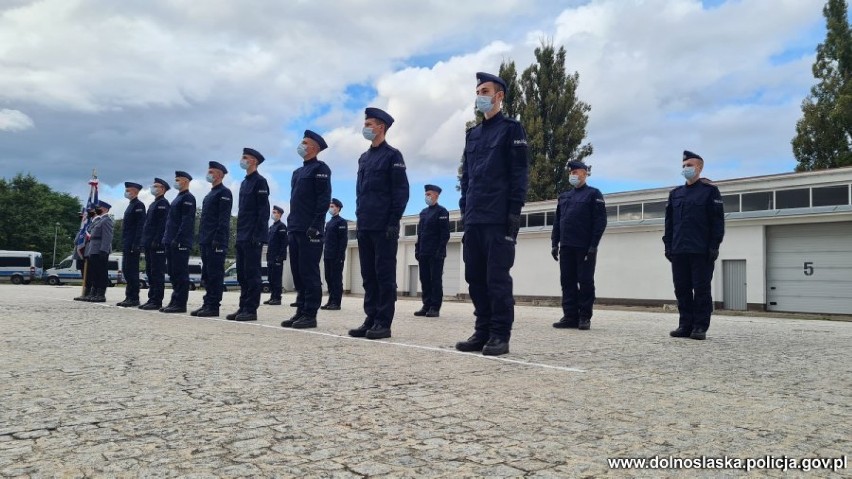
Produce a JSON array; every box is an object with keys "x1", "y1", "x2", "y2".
[
  {"x1": 690, "y1": 328, "x2": 707, "y2": 340},
  {"x1": 578, "y1": 318, "x2": 591, "y2": 330},
  {"x1": 365, "y1": 325, "x2": 391, "y2": 340},
  {"x1": 74, "y1": 287, "x2": 93, "y2": 301},
  {"x1": 281, "y1": 313, "x2": 303, "y2": 328},
  {"x1": 455, "y1": 334, "x2": 488, "y2": 352},
  {"x1": 348, "y1": 321, "x2": 372, "y2": 338},
  {"x1": 552, "y1": 317, "x2": 579, "y2": 329},
  {"x1": 482, "y1": 337, "x2": 509, "y2": 356},
  {"x1": 196, "y1": 307, "x2": 219, "y2": 318},
  {"x1": 292, "y1": 314, "x2": 317, "y2": 329},
  {"x1": 413, "y1": 307, "x2": 429, "y2": 316},
  {"x1": 89, "y1": 288, "x2": 106, "y2": 303},
  {"x1": 138, "y1": 302, "x2": 162, "y2": 310},
  {"x1": 425, "y1": 308, "x2": 440, "y2": 318},
  {"x1": 670, "y1": 327, "x2": 692, "y2": 338}
]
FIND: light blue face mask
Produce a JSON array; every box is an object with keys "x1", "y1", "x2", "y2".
[
  {"x1": 475, "y1": 95, "x2": 494, "y2": 114},
  {"x1": 569, "y1": 174, "x2": 581, "y2": 187},
  {"x1": 682, "y1": 166, "x2": 697, "y2": 181},
  {"x1": 124, "y1": 191, "x2": 133, "y2": 200},
  {"x1": 150, "y1": 186, "x2": 159, "y2": 196},
  {"x1": 328, "y1": 208, "x2": 336, "y2": 216},
  {"x1": 362, "y1": 127, "x2": 376, "y2": 141},
  {"x1": 425, "y1": 196, "x2": 434, "y2": 206},
  {"x1": 173, "y1": 182, "x2": 182, "y2": 190},
  {"x1": 296, "y1": 143, "x2": 308, "y2": 158},
  {"x1": 239, "y1": 158, "x2": 250, "y2": 170},
  {"x1": 206, "y1": 173, "x2": 215, "y2": 183}
]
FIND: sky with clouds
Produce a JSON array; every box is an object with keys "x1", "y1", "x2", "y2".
[{"x1": 0, "y1": 0, "x2": 830, "y2": 220}]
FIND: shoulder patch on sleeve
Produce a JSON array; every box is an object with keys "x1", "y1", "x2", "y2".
[{"x1": 513, "y1": 138, "x2": 527, "y2": 146}]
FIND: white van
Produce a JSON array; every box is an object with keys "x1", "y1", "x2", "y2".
[
  {"x1": 223, "y1": 261, "x2": 271, "y2": 293},
  {"x1": 44, "y1": 254, "x2": 123, "y2": 286},
  {"x1": 0, "y1": 250, "x2": 44, "y2": 284},
  {"x1": 140, "y1": 256, "x2": 204, "y2": 291}
]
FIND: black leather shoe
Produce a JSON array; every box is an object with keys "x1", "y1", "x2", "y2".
[
  {"x1": 234, "y1": 312, "x2": 257, "y2": 321},
  {"x1": 265, "y1": 299, "x2": 281, "y2": 305},
  {"x1": 226, "y1": 310, "x2": 241, "y2": 320},
  {"x1": 116, "y1": 299, "x2": 128, "y2": 307},
  {"x1": 670, "y1": 327, "x2": 692, "y2": 338},
  {"x1": 289, "y1": 302, "x2": 298, "y2": 307},
  {"x1": 280, "y1": 313, "x2": 302, "y2": 328},
  {"x1": 425, "y1": 309, "x2": 440, "y2": 318},
  {"x1": 455, "y1": 335, "x2": 488, "y2": 352},
  {"x1": 325, "y1": 304, "x2": 341, "y2": 311},
  {"x1": 292, "y1": 315, "x2": 317, "y2": 329},
  {"x1": 89, "y1": 290, "x2": 106, "y2": 303},
  {"x1": 190, "y1": 307, "x2": 205, "y2": 316},
  {"x1": 118, "y1": 299, "x2": 140, "y2": 307},
  {"x1": 552, "y1": 317, "x2": 579, "y2": 328},
  {"x1": 690, "y1": 328, "x2": 707, "y2": 340},
  {"x1": 413, "y1": 307, "x2": 428, "y2": 316},
  {"x1": 482, "y1": 337, "x2": 510, "y2": 356},
  {"x1": 138, "y1": 302, "x2": 161, "y2": 310},
  {"x1": 365, "y1": 326, "x2": 391, "y2": 340},
  {"x1": 195, "y1": 308, "x2": 219, "y2": 317},
  {"x1": 320, "y1": 303, "x2": 331, "y2": 310},
  {"x1": 161, "y1": 305, "x2": 187, "y2": 313},
  {"x1": 578, "y1": 318, "x2": 591, "y2": 330},
  {"x1": 74, "y1": 289, "x2": 92, "y2": 301},
  {"x1": 348, "y1": 322, "x2": 371, "y2": 337}
]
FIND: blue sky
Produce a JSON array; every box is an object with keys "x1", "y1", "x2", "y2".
[{"x1": 0, "y1": 0, "x2": 831, "y2": 221}]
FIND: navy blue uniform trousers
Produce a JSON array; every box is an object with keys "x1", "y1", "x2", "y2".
[
  {"x1": 463, "y1": 224, "x2": 516, "y2": 341},
  {"x1": 200, "y1": 244, "x2": 226, "y2": 309},
  {"x1": 236, "y1": 241, "x2": 263, "y2": 314},
  {"x1": 357, "y1": 230, "x2": 399, "y2": 328},
  {"x1": 145, "y1": 246, "x2": 167, "y2": 305},
  {"x1": 559, "y1": 247, "x2": 597, "y2": 321},
  {"x1": 324, "y1": 258, "x2": 345, "y2": 305},
  {"x1": 671, "y1": 253, "x2": 715, "y2": 331},
  {"x1": 267, "y1": 259, "x2": 284, "y2": 301},
  {"x1": 167, "y1": 244, "x2": 190, "y2": 307},
  {"x1": 289, "y1": 232, "x2": 324, "y2": 316},
  {"x1": 418, "y1": 255, "x2": 445, "y2": 311},
  {"x1": 122, "y1": 249, "x2": 141, "y2": 301}
]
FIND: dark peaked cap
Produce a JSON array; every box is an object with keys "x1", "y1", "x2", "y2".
[
  {"x1": 365, "y1": 107, "x2": 394, "y2": 128},
  {"x1": 476, "y1": 72, "x2": 507, "y2": 92},
  {"x1": 304, "y1": 130, "x2": 328, "y2": 151}
]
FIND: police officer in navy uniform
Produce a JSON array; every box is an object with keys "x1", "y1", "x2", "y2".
[
  {"x1": 348, "y1": 107, "x2": 410, "y2": 340},
  {"x1": 321, "y1": 198, "x2": 348, "y2": 311},
  {"x1": 664, "y1": 150, "x2": 725, "y2": 340},
  {"x1": 161, "y1": 171, "x2": 196, "y2": 313},
  {"x1": 455, "y1": 72, "x2": 529, "y2": 356},
  {"x1": 192, "y1": 161, "x2": 232, "y2": 317},
  {"x1": 414, "y1": 185, "x2": 450, "y2": 318},
  {"x1": 73, "y1": 205, "x2": 98, "y2": 301},
  {"x1": 139, "y1": 178, "x2": 171, "y2": 310},
  {"x1": 281, "y1": 130, "x2": 332, "y2": 329},
  {"x1": 83, "y1": 200, "x2": 114, "y2": 303},
  {"x1": 117, "y1": 182, "x2": 146, "y2": 307},
  {"x1": 264, "y1": 205, "x2": 288, "y2": 306},
  {"x1": 551, "y1": 161, "x2": 607, "y2": 330},
  {"x1": 227, "y1": 148, "x2": 270, "y2": 322}
]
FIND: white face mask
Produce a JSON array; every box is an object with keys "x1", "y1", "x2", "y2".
[
  {"x1": 682, "y1": 166, "x2": 697, "y2": 181},
  {"x1": 240, "y1": 158, "x2": 250, "y2": 170},
  {"x1": 362, "y1": 127, "x2": 376, "y2": 141},
  {"x1": 150, "y1": 186, "x2": 160, "y2": 196},
  {"x1": 425, "y1": 196, "x2": 434, "y2": 206},
  {"x1": 475, "y1": 95, "x2": 494, "y2": 114},
  {"x1": 569, "y1": 175, "x2": 581, "y2": 187}
]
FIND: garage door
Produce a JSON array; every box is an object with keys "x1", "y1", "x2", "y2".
[
  {"x1": 443, "y1": 242, "x2": 461, "y2": 296},
  {"x1": 766, "y1": 222, "x2": 852, "y2": 314},
  {"x1": 348, "y1": 247, "x2": 365, "y2": 295}
]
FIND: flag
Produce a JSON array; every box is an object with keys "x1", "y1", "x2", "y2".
[{"x1": 73, "y1": 172, "x2": 99, "y2": 259}]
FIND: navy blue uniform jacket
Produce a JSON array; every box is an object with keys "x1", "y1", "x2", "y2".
[
  {"x1": 551, "y1": 184, "x2": 607, "y2": 249},
  {"x1": 163, "y1": 190, "x2": 197, "y2": 247},
  {"x1": 459, "y1": 112, "x2": 529, "y2": 225},
  {"x1": 416, "y1": 204, "x2": 451, "y2": 257},
  {"x1": 142, "y1": 196, "x2": 170, "y2": 248},
  {"x1": 355, "y1": 141, "x2": 410, "y2": 231},
  {"x1": 287, "y1": 158, "x2": 331, "y2": 233},
  {"x1": 122, "y1": 197, "x2": 146, "y2": 250},
  {"x1": 237, "y1": 171, "x2": 271, "y2": 243},
  {"x1": 663, "y1": 179, "x2": 725, "y2": 254},
  {"x1": 198, "y1": 184, "x2": 232, "y2": 246},
  {"x1": 323, "y1": 215, "x2": 349, "y2": 261},
  {"x1": 267, "y1": 220, "x2": 288, "y2": 260}
]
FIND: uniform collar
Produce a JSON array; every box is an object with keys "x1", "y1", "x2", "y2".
[
  {"x1": 369, "y1": 140, "x2": 387, "y2": 151},
  {"x1": 482, "y1": 111, "x2": 504, "y2": 125}
]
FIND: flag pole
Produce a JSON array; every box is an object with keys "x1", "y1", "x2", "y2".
[{"x1": 79, "y1": 168, "x2": 98, "y2": 296}]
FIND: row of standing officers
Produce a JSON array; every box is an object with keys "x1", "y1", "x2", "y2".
[{"x1": 75, "y1": 70, "x2": 725, "y2": 356}]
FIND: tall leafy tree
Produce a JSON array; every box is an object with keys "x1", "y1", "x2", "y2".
[
  {"x1": 0, "y1": 173, "x2": 82, "y2": 266},
  {"x1": 457, "y1": 42, "x2": 593, "y2": 201},
  {"x1": 792, "y1": 0, "x2": 852, "y2": 171}
]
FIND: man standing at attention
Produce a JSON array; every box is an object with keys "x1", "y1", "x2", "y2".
[
  {"x1": 414, "y1": 184, "x2": 450, "y2": 318},
  {"x1": 348, "y1": 108, "x2": 409, "y2": 340},
  {"x1": 664, "y1": 150, "x2": 725, "y2": 340},
  {"x1": 227, "y1": 148, "x2": 270, "y2": 322},
  {"x1": 455, "y1": 72, "x2": 529, "y2": 356}
]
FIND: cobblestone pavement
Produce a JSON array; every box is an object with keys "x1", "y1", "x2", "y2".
[{"x1": 0, "y1": 284, "x2": 849, "y2": 478}]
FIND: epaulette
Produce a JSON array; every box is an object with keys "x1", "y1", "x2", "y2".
[{"x1": 699, "y1": 178, "x2": 715, "y2": 185}]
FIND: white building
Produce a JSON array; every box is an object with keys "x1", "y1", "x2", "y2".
[{"x1": 339, "y1": 167, "x2": 852, "y2": 315}]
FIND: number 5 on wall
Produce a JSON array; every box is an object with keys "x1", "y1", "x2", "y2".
[{"x1": 803, "y1": 262, "x2": 814, "y2": 276}]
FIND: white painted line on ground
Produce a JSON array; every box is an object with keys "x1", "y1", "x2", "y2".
[{"x1": 47, "y1": 296, "x2": 586, "y2": 373}]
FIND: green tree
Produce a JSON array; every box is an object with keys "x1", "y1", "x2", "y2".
[
  {"x1": 792, "y1": 0, "x2": 852, "y2": 171},
  {"x1": 457, "y1": 42, "x2": 593, "y2": 201},
  {"x1": 0, "y1": 173, "x2": 82, "y2": 266}
]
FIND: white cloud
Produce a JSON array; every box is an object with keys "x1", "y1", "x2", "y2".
[{"x1": 0, "y1": 109, "x2": 34, "y2": 131}]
